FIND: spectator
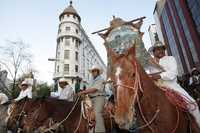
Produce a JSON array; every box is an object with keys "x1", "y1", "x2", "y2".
[
  {"x1": 189, "y1": 68, "x2": 200, "y2": 87},
  {"x1": 58, "y1": 78, "x2": 74, "y2": 101},
  {"x1": 75, "y1": 77, "x2": 87, "y2": 93}
]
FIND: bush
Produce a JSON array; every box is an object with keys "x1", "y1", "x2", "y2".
[{"x1": 36, "y1": 83, "x2": 51, "y2": 98}]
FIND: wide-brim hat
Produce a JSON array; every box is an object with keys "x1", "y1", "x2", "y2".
[
  {"x1": 89, "y1": 65, "x2": 103, "y2": 74},
  {"x1": 58, "y1": 78, "x2": 68, "y2": 83},
  {"x1": 21, "y1": 80, "x2": 30, "y2": 86},
  {"x1": 148, "y1": 41, "x2": 166, "y2": 54},
  {"x1": 191, "y1": 67, "x2": 200, "y2": 74}
]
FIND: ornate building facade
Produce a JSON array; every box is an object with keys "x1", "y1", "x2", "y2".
[{"x1": 53, "y1": 1, "x2": 106, "y2": 84}]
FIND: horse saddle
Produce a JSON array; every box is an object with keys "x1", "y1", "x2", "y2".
[
  {"x1": 82, "y1": 96, "x2": 114, "y2": 128},
  {"x1": 82, "y1": 95, "x2": 96, "y2": 128}
]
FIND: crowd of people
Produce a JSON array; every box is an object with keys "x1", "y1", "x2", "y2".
[{"x1": 177, "y1": 67, "x2": 200, "y2": 100}]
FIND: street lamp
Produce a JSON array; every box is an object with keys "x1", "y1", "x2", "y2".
[{"x1": 48, "y1": 58, "x2": 60, "y2": 62}]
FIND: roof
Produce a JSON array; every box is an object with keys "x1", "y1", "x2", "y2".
[{"x1": 59, "y1": 1, "x2": 81, "y2": 21}]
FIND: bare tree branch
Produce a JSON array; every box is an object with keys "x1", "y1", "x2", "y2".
[{"x1": 0, "y1": 39, "x2": 33, "y2": 98}]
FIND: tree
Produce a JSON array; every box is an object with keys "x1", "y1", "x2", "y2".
[
  {"x1": 35, "y1": 82, "x2": 51, "y2": 98},
  {"x1": 0, "y1": 39, "x2": 33, "y2": 98}
]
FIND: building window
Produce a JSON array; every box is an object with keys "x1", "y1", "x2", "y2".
[
  {"x1": 57, "y1": 51, "x2": 60, "y2": 58},
  {"x1": 64, "y1": 50, "x2": 70, "y2": 59},
  {"x1": 57, "y1": 66, "x2": 59, "y2": 72},
  {"x1": 61, "y1": 16, "x2": 64, "y2": 20},
  {"x1": 67, "y1": 14, "x2": 70, "y2": 17},
  {"x1": 75, "y1": 65, "x2": 78, "y2": 72},
  {"x1": 65, "y1": 39, "x2": 70, "y2": 46},
  {"x1": 72, "y1": 37, "x2": 75, "y2": 42},
  {"x1": 60, "y1": 37, "x2": 63, "y2": 42},
  {"x1": 73, "y1": 15, "x2": 76, "y2": 19},
  {"x1": 75, "y1": 39, "x2": 79, "y2": 48},
  {"x1": 66, "y1": 27, "x2": 70, "y2": 31},
  {"x1": 75, "y1": 52, "x2": 79, "y2": 61},
  {"x1": 64, "y1": 64, "x2": 69, "y2": 74},
  {"x1": 76, "y1": 29, "x2": 79, "y2": 34}
]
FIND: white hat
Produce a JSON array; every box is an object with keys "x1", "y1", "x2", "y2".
[
  {"x1": 21, "y1": 80, "x2": 29, "y2": 86},
  {"x1": 107, "y1": 77, "x2": 112, "y2": 81},
  {"x1": 89, "y1": 64, "x2": 103, "y2": 74},
  {"x1": 148, "y1": 41, "x2": 166, "y2": 54},
  {"x1": 191, "y1": 67, "x2": 199, "y2": 74},
  {"x1": 58, "y1": 78, "x2": 68, "y2": 83}
]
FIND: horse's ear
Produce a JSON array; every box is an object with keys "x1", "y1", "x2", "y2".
[
  {"x1": 132, "y1": 20, "x2": 143, "y2": 30},
  {"x1": 98, "y1": 33, "x2": 106, "y2": 40}
]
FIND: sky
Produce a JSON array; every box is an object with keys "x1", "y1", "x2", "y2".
[{"x1": 0, "y1": 0, "x2": 156, "y2": 84}]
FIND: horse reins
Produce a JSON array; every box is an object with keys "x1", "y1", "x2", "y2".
[
  {"x1": 42, "y1": 96, "x2": 81, "y2": 133},
  {"x1": 113, "y1": 60, "x2": 160, "y2": 132},
  {"x1": 9, "y1": 100, "x2": 28, "y2": 130},
  {"x1": 112, "y1": 59, "x2": 185, "y2": 133}
]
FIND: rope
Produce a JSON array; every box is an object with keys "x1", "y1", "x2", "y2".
[
  {"x1": 73, "y1": 107, "x2": 83, "y2": 133},
  {"x1": 163, "y1": 88, "x2": 198, "y2": 112},
  {"x1": 42, "y1": 96, "x2": 80, "y2": 133},
  {"x1": 17, "y1": 100, "x2": 27, "y2": 122},
  {"x1": 136, "y1": 95, "x2": 155, "y2": 133},
  {"x1": 170, "y1": 106, "x2": 179, "y2": 133},
  {"x1": 113, "y1": 61, "x2": 158, "y2": 132}
]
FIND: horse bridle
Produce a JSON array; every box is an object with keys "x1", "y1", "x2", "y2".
[
  {"x1": 110, "y1": 59, "x2": 160, "y2": 132},
  {"x1": 8, "y1": 99, "x2": 28, "y2": 130}
]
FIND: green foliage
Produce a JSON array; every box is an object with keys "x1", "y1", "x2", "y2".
[{"x1": 36, "y1": 83, "x2": 51, "y2": 98}]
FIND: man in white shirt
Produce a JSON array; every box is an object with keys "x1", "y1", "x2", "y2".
[
  {"x1": 15, "y1": 80, "x2": 32, "y2": 101},
  {"x1": 148, "y1": 42, "x2": 200, "y2": 128},
  {"x1": 58, "y1": 78, "x2": 74, "y2": 101}
]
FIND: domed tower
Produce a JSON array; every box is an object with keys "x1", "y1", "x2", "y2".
[{"x1": 54, "y1": 1, "x2": 82, "y2": 84}]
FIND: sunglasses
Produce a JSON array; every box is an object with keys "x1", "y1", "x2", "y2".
[{"x1": 91, "y1": 70, "x2": 98, "y2": 73}]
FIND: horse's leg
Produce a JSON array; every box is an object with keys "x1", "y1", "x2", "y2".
[{"x1": 191, "y1": 117, "x2": 200, "y2": 133}]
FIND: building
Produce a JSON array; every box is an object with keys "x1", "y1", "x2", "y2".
[
  {"x1": 148, "y1": 24, "x2": 160, "y2": 46},
  {"x1": 153, "y1": 0, "x2": 200, "y2": 75},
  {"x1": 53, "y1": 1, "x2": 106, "y2": 85}
]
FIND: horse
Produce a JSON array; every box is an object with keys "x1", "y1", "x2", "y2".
[
  {"x1": 7, "y1": 97, "x2": 88, "y2": 133},
  {"x1": 7, "y1": 97, "x2": 129, "y2": 133},
  {"x1": 107, "y1": 46, "x2": 200, "y2": 133},
  {"x1": 0, "y1": 102, "x2": 12, "y2": 133}
]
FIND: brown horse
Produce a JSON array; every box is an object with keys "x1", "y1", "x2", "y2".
[
  {"x1": 108, "y1": 46, "x2": 200, "y2": 133},
  {"x1": 7, "y1": 97, "x2": 89, "y2": 133},
  {"x1": 7, "y1": 97, "x2": 129, "y2": 133}
]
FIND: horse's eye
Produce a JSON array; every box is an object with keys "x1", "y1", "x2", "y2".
[{"x1": 129, "y1": 72, "x2": 135, "y2": 78}]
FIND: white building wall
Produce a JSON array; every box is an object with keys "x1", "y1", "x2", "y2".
[
  {"x1": 148, "y1": 24, "x2": 160, "y2": 46},
  {"x1": 153, "y1": 11, "x2": 165, "y2": 43},
  {"x1": 53, "y1": 8, "x2": 106, "y2": 85}
]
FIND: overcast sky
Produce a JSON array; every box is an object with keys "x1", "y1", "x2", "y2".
[{"x1": 0, "y1": 0, "x2": 156, "y2": 84}]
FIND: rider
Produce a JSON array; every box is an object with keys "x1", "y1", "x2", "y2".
[
  {"x1": 148, "y1": 41, "x2": 200, "y2": 128},
  {"x1": 78, "y1": 64, "x2": 106, "y2": 133},
  {"x1": 58, "y1": 78, "x2": 74, "y2": 101},
  {"x1": 15, "y1": 80, "x2": 32, "y2": 101}
]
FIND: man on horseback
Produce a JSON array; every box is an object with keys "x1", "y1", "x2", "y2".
[
  {"x1": 58, "y1": 78, "x2": 74, "y2": 101},
  {"x1": 15, "y1": 80, "x2": 32, "y2": 101},
  {"x1": 78, "y1": 64, "x2": 106, "y2": 133},
  {"x1": 148, "y1": 42, "x2": 200, "y2": 128}
]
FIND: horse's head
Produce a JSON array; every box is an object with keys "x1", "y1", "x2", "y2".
[
  {"x1": 109, "y1": 46, "x2": 139, "y2": 129},
  {"x1": 7, "y1": 98, "x2": 30, "y2": 131}
]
